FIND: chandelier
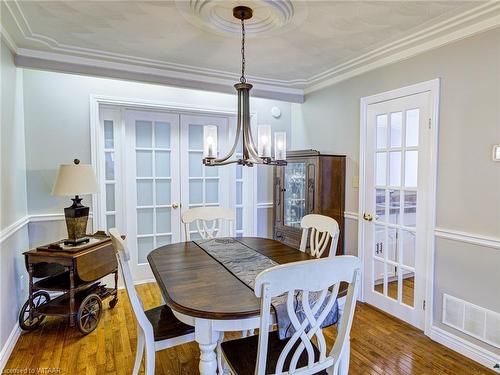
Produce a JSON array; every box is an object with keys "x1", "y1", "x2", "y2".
[{"x1": 202, "y1": 6, "x2": 287, "y2": 167}]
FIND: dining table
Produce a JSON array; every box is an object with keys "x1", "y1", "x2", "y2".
[{"x1": 147, "y1": 237, "x2": 350, "y2": 375}]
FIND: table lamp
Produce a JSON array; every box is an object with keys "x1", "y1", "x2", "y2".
[{"x1": 52, "y1": 159, "x2": 100, "y2": 246}]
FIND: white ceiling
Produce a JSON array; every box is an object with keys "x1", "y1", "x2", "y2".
[{"x1": 2, "y1": 1, "x2": 499, "y2": 101}]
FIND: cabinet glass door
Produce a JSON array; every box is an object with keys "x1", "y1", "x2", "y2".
[{"x1": 283, "y1": 162, "x2": 306, "y2": 228}]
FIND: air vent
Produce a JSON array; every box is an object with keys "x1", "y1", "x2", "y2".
[{"x1": 443, "y1": 294, "x2": 500, "y2": 349}]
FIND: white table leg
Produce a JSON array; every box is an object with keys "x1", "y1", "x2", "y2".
[{"x1": 196, "y1": 319, "x2": 220, "y2": 375}]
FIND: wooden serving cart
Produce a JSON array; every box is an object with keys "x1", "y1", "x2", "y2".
[{"x1": 19, "y1": 233, "x2": 118, "y2": 335}]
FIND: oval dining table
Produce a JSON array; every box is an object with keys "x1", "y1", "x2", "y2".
[{"x1": 147, "y1": 237, "x2": 350, "y2": 375}]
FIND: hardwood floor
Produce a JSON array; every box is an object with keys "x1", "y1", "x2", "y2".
[{"x1": 5, "y1": 283, "x2": 495, "y2": 375}]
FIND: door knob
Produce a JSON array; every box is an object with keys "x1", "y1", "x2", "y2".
[
  {"x1": 363, "y1": 213, "x2": 374, "y2": 221},
  {"x1": 172, "y1": 202, "x2": 180, "y2": 209}
]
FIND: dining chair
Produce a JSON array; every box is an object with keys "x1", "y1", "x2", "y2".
[
  {"x1": 108, "y1": 228, "x2": 195, "y2": 375},
  {"x1": 299, "y1": 214, "x2": 340, "y2": 258},
  {"x1": 181, "y1": 207, "x2": 235, "y2": 241},
  {"x1": 221, "y1": 256, "x2": 360, "y2": 375}
]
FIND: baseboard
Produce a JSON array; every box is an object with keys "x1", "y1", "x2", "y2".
[
  {"x1": 430, "y1": 325, "x2": 500, "y2": 373},
  {"x1": 0, "y1": 323, "x2": 21, "y2": 372}
]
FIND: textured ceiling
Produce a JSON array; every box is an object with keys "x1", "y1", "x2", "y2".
[{"x1": 1, "y1": 1, "x2": 485, "y2": 82}]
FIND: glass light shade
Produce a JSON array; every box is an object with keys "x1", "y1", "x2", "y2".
[
  {"x1": 258, "y1": 125, "x2": 271, "y2": 157},
  {"x1": 274, "y1": 132, "x2": 286, "y2": 161},
  {"x1": 203, "y1": 125, "x2": 218, "y2": 158}
]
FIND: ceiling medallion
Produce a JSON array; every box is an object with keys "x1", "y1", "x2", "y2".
[
  {"x1": 175, "y1": 0, "x2": 307, "y2": 37},
  {"x1": 202, "y1": 6, "x2": 287, "y2": 167}
]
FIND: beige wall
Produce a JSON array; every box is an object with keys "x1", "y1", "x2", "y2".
[{"x1": 292, "y1": 27, "x2": 500, "y2": 354}]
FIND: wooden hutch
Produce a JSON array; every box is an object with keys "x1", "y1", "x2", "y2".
[{"x1": 273, "y1": 150, "x2": 346, "y2": 255}]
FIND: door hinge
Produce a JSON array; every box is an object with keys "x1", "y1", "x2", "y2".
[
  {"x1": 428, "y1": 118, "x2": 431, "y2": 129},
  {"x1": 423, "y1": 300, "x2": 426, "y2": 310}
]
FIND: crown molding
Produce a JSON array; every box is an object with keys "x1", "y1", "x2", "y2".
[
  {"x1": 4, "y1": 0, "x2": 500, "y2": 99},
  {"x1": 14, "y1": 49, "x2": 304, "y2": 103},
  {"x1": 304, "y1": 1, "x2": 500, "y2": 94},
  {"x1": 0, "y1": 23, "x2": 18, "y2": 53}
]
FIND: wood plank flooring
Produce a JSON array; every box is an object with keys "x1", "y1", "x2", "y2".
[{"x1": 5, "y1": 283, "x2": 495, "y2": 375}]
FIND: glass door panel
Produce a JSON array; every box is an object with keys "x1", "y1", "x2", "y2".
[
  {"x1": 99, "y1": 107, "x2": 124, "y2": 233},
  {"x1": 283, "y1": 162, "x2": 306, "y2": 228}
]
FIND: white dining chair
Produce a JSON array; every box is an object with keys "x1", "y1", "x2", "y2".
[
  {"x1": 109, "y1": 228, "x2": 195, "y2": 375},
  {"x1": 181, "y1": 207, "x2": 235, "y2": 241},
  {"x1": 221, "y1": 256, "x2": 360, "y2": 375},
  {"x1": 300, "y1": 214, "x2": 340, "y2": 258}
]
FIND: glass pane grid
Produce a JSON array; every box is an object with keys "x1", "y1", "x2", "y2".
[
  {"x1": 372, "y1": 107, "x2": 419, "y2": 308},
  {"x1": 135, "y1": 119, "x2": 175, "y2": 264},
  {"x1": 137, "y1": 176, "x2": 171, "y2": 180},
  {"x1": 188, "y1": 125, "x2": 220, "y2": 211},
  {"x1": 136, "y1": 204, "x2": 171, "y2": 209},
  {"x1": 138, "y1": 232, "x2": 172, "y2": 237},
  {"x1": 284, "y1": 163, "x2": 306, "y2": 228},
  {"x1": 103, "y1": 120, "x2": 117, "y2": 230},
  {"x1": 189, "y1": 203, "x2": 219, "y2": 208},
  {"x1": 136, "y1": 147, "x2": 171, "y2": 152}
]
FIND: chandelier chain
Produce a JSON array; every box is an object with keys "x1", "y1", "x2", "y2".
[{"x1": 240, "y1": 16, "x2": 246, "y2": 83}]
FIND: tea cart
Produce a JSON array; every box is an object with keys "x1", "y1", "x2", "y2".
[{"x1": 19, "y1": 233, "x2": 118, "y2": 335}]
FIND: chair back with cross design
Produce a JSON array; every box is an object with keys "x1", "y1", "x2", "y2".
[
  {"x1": 253, "y1": 256, "x2": 360, "y2": 375},
  {"x1": 181, "y1": 207, "x2": 235, "y2": 241},
  {"x1": 300, "y1": 214, "x2": 340, "y2": 258}
]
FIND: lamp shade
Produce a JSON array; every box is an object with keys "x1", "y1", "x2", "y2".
[{"x1": 52, "y1": 163, "x2": 100, "y2": 196}]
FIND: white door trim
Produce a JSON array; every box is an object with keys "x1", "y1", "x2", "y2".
[{"x1": 358, "y1": 78, "x2": 440, "y2": 336}]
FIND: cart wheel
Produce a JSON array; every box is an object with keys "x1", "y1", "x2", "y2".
[
  {"x1": 109, "y1": 297, "x2": 118, "y2": 309},
  {"x1": 77, "y1": 293, "x2": 102, "y2": 335},
  {"x1": 19, "y1": 291, "x2": 50, "y2": 331}
]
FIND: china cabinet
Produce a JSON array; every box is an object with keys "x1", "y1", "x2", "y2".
[{"x1": 273, "y1": 150, "x2": 346, "y2": 255}]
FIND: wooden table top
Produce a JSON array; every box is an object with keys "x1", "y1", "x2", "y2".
[{"x1": 147, "y1": 237, "x2": 313, "y2": 320}]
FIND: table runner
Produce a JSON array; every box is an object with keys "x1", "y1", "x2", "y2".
[{"x1": 195, "y1": 238, "x2": 338, "y2": 339}]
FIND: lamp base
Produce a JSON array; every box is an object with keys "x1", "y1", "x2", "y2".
[
  {"x1": 64, "y1": 237, "x2": 90, "y2": 246},
  {"x1": 64, "y1": 195, "x2": 90, "y2": 247}
]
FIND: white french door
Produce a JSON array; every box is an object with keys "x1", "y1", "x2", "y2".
[
  {"x1": 361, "y1": 90, "x2": 435, "y2": 330},
  {"x1": 124, "y1": 110, "x2": 181, "y2": 279},
  {"x1": 122, "y1": 110, "x2": 233, "y2": 279}
]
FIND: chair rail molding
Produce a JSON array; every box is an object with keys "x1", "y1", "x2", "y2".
[
  {"x1": 344, "y1": 211, "x2": 359, "y2": 221},
  {"x1": 0, "y1": 216, "x2": 30, "y2": 245},
  {"x1": 435, "y1": 227, "x2": 500, "y2": 250},
  {"x1": 0, "y1": 213, "x2": 97, "y2": 245}
]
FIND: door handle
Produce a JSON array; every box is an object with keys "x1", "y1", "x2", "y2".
[
  {"x1": 363, "y1": 213, "x2": 374, "y2": 221},
  {"x1": 172, "y1": 202, "x2": 180, "y2": 209}
]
